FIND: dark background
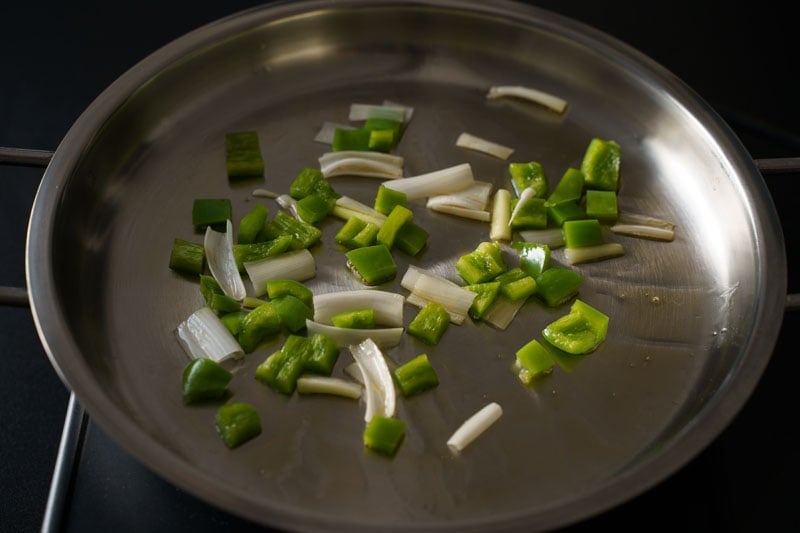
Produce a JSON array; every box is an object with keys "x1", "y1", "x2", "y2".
[{"x1": 2, "y1": 1, "x2": 798, "y2": 531}]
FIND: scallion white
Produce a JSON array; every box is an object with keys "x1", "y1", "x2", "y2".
[
  {"x1": 319, "y1": 150, "x2": 404, "y2": 179},
  {"x1": 296, "y1": 375, "x2": 362, "y2": 399},
  {"x1": 175, "y1": 306, "x2": 243, "y2": 363},
  {"x1": 383, "y1": 163, "x2": 474, "y2": 200},
  {"x1": 486, "y1": 85, "x2": 568, "y2": 114},
  {"x1": 348, "y1": 103, "x2": 407, "y2": 122},
  {"x1": 489, "y1": 189, "x2": 512, "y2": 241},
  {"x1": 313, "y1": 289, "x2": 404, "y2": 327},
  {"x1": 482, "y1": 296, "x2": 527, "y2": 330},
  {"x1": 244, "y1": 249, "x2": 316, "y2": 297},
  {"x1": 204, "y1": 220, "x2": 246, "y2": 301},
  {"x1": 447, "y1": 402, "x2": 503, "y2": 453},
  {"x1": 563, "y1": 242, "x2": 625, "y2": 265},
  {"x1": 305, "y1": 320, "x2": 404, "y2": 349},
  {"x1": 426, "y1": 181, "x2": 493, "y2": 211},
  {"x1": 348, "y1": 337, "x2": 396, "y2": 422},
  {"x1": 455, "y1": 132, "x2": 514, "y2": 160}
]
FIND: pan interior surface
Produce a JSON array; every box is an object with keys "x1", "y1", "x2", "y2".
[{"x1": 27, "y1": 1, "x2": 785, "y2": 531}]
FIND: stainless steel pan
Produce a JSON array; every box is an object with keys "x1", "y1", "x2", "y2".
[{"x1": 25, "y1": 1, "x2": 788, "y2": 531}]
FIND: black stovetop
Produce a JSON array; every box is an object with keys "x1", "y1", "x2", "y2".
[{"x1": 2, "y1": 1, "x2": 798, "y2": 531}]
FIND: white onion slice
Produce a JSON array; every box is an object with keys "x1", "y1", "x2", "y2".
[
  {"x1": 426, "y1": 181, "x2": 493, "y2": 211},
  {"x1": 314, "y1": 121, "x2": 354, "y2": 144},
  {"x1": 427, "y1": 204, "x2": 491, "y2": 222},
  {"x1": 401, "y1": 266, "x2": 475, "y2": 323},
  {"x1": 383, "y1": 163, "x2": 474, "y2": 200},
  {"x1": 319, "y1": 152, "x2": 404, "y2": 179},
  {"x1": 610, "y1": 213, "x2": 676, "y2": 241},
  {"x1": 204, "y1": 220, "x2": 246, "y2": 301},
  {"x1": 313, "y1": 290, "x2": 404, "y2": 327},
  {"x1": 447, "y1": 402, "x2": 503, "y2": 453},
  {"x1": 348, "y1": 103, "x2": 407, "y2": 122},
  {"x1": 175, "y1": 306, "x2": 243, "y2": 362},
  {"x1": 563, "y1": 243, "x2": 625, "y2": 265},
  {"x1": 489, "y1": 189, "x2": 512, "y2": 241},
  {"x1": 482, "y1": 296, "x2": 527, "y2": 330},
  {"x1": 330, "y1": 205, "x2": 387, "y2": 227},
  {"x1": 455, "y1": 132, "x2": 514, "y2": 160},
  {"x1": 406, "y1": 293, "x2": 466, "y2": 325},
  {"x1": 518, "y1": 227, "x2": 565, "y2": 248},
  {"x1": 335, "y1": 196, "x2": 388, "y2": 223},
  {"x1": 305, "y1": 320, "x2": 404, "y2": 349},
  {"x1": 486, "y1": 85, "x2": 568, "y2": 114},
  {"x1": 251, "y1": 188, "x2": 279, "y2": 199},
  {"x1": 244, "y1": 249, "x2": 316, "y2": 296},
  {"x1": 296, "y1": 376, "x2": 362, "y2": 399},
  {"x1": 349, "y1": 337, "x2": 396, "y2": 422},
  {"x1": 276, "y1": 194, "x2": 299, "y2": 218}
]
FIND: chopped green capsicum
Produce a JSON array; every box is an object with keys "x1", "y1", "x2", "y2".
[
  {"x1": 169, "y1": 238, "x2": 205, "y2": 275},
  {"x1": 266, "y1": 278, "x2": 314, "y2": 309},
  {"x1": 345, "y1": 244, "x2": 396, "y2": 285},
  {"x1": 237, "y1": 203, "x2": 269, "y2": 245},
  {"x1": 331, "y1": 308, "x2": 376, "y2": 329},
  {"x1": 238, "y1": 301, "x2": 282, "y2": 353},
  {"x1": 376, "y1": 204, "x2": 413, "y2": 248},
  {"x1": 335, "y1": 216, "x2": 379, "y2": 249},
  {"x1": 394, "y1": 222, "x2": 429, "y2": 256},
  {"x1": 584, "y1": 189, "x2": 618, "y2": 222},
  {"x1": 563, "y1": 219, "x2": 604, "y2": 248},
  {"x1": 192, "y1": 198, "x2": 232, "y2": 231},
  {"x1": 374, "y1": 185, "x2": 407, "y2": 215},
  {"x1": 464, "y1": 281, "x2": 501, "y2": 320},
  {"x1": 545, "y1": 168, "x2": 584, "y2": 207},
  {"x1": 233, "y1": 235, "x2": 294, "y2": 272},
  {"x1": 215, "y1": 402, "x2": 262, "y2": 448},
  {"x1": 511, "y1": 242, "x2": 550, "y2": 278},
  {"x1": 182, "y1": 358, "x2": 233, "y2": 403},
  {"x1": 541, "y1": 299, "x2": 609, "y2": 355},
  {"x1": 408, "y1": 302, "x2": 450, "y2": 345},
  {"x1": 455, "y1": 241, "x2": 507, "y2": 284},
  {"x1": 272, "y1": 294, "x2": 314, "y2": 333},
  {"x1": 494, "y1": 268, "x2": 537, "y2": 302},
  {"x1": 393, "y1": 354, "x2": 439, "y2": 396},
  {"x1": 363, "y1": 415, "x2": 406, "y2": 456},
  {"x1": 534, "y1": 266, "x2": 584, "y2": 307},
  {"x1": 225, "y1": 131, "x2": 264, "y2": 179},
  {"x1": 514, "y1": 339, "x2": 555, "y2": 385},
  {"x1": 581, "y1": 137, "x2": 620, "y2": 192}
]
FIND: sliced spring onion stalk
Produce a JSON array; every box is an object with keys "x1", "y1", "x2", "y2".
[
  {"x1": 426, "y1": 181, "x2": 493, "y2": 211},
  {"x1": 486, "y1": 85, "x2": 568, "y2": 114},
  {"x1": 383, "y1": 163, "x2": 474, "y2": 200},
  {"x1": 406, "y1": 293, "x2": 467, "y2": 325},
  {"x1": 401, "y1": 266, "x2": 476, "y2": 324},
  {"x1": 455, "y1": 132, "x2": 514, "y2": 160},
  {"x1": 296, "y1": 375, "x2": 362, "y2": 399},
  {"x1": 427, "y1": 204, "x2": 491, "y2": 222},
  {"x1": 348, "y1": 103, "x2": 407, "y2": 122},
  {"x1": 204, "y1": 220, "x2": 246, "y2": 301},
  {"x1": 319, "y1": 151, "x2": 404, "y2": 179},
  {"x1": 481, "y1": 295, "x2": 527, "y2": 330},
  {"x1": 331, "y1": 205, "x2": 386, "y2": 227},
  {"x1": 313, "y1": 290, "x2": 405, "y2": 327},
  {"x1": 275, "y1": 194, "x2": 299, "y2": 217},
  {"x1": 563, "y1": 242, "x2": 625, "y2": 265},
  {"x1": 382, "y1": 100, "x2": 414, "y2": 122},
  {"x1": 610, "y1": 213, "x2": 676, "y2": 241},
  {"x1": 518, "y1": 227, "x2": 565, "y2": 248},
  {"x1": 508, "y1": 187, "x2": 537, "y2": 226},
  {"x1": 489, "y1": 189, "x2": 512, "y2": 241},
  {"x1": 447, "y1": 402, "x2": 503, "y2": 453},
  {"x1": 335, "y1": 196, "x2": 388, "y2": 223},
  {"x1": 348, "y1": 337, "x2": 396, "y2": 421},
  {"x1": 251, "y1": 188, "x2": 279, "y2": 199},
  {"x1": 244, "y1": 249, "x2": 316, "y2": 297},
  {"x1": 176, "y1": 306, "x2": 244, "y2": 363},
  {"x1": 314, "y1": 121, "x2": 354, "y2": 144},
  {"x1": 344, "y1": 361, "x2": 365, "y2": 384},
  {"x1": 306, "y1": 319, "x2": 404, "y2": 349}
]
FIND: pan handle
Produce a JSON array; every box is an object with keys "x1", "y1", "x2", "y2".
[{"x1": 756, "y1": 157, "x2": 800, "y2": 312}]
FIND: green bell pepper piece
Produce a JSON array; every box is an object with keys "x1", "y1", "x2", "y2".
[
  {"x1": 545, "y1": 168, "x2": 584, "y2": 207},
  {"x1": 304, "y1": 333, "x2": 341, "y2": 375},
  {"x1": 455, "y1": 241, "x2": 507, "y2": 284},
  {"x1": 237, "y1": 203, "x2": 269, "y2": 245},
  {"x1": 363, "y1": 415, "x2": 406, "y2": 456},
  {"x1": 376, "y1": 204, "x2": 413, "y2": 248},
  {"x1": 289, "y1": 167, "x2": 337, "y2": 200},
  {"x1": 169, "y1": 238, "x2": 205, "y2": 275},
  {"x1": 510, "y1": 197, "x2": 548, "y2": 230},
  {"x1": 547, "y1": 200, "x2": 585, "y2": 227},
  {"x1": 272, "y1": 294, "x2": 313, "y2": 333},
  {"x1": 182, "y1": 358, "x2": 233, "y2": 404},
  {"x1": 368, "y1": 129, "x2": 395, "y2": 152},
  {"x1": 563, "y1": 219, "x2": 604, "y2": 248},
  {"x1": 581, "y1": 137, "x2": 620, "y2": 191},
  {"x1": 515, "y1": 339, "x2": 555, "y2": 385},
  {"x1": 215, "y1": 402, "x2": 262, "y2": 448},
  {"x1": 331, "y1": 308, "x2": 376, "y2": 329},
  {"x1": 541, "y1": 299, "x2": 609, "y2": 354},
  {"x1": 335, "y1": 216, "x2": 380, "y2": 249},
  {"x1": 332, "y1": 128, "x2": 371, "y2": 151},
  {"x1": 534, "y1": 266, "x2": 584, "y2": 307},
  {"x1": 394, "y1": 222, "x2": 429, "y2": 256},
  {"x1": 271, "y1": 211, "x2": 323, "y2": 249},
  {"x1": 408, "y1": 302, "x2": 450, "y2": 345},
  {"x1": 219, "y1": 310, "x2": 248, "y2": 337},
  {"x1": 238, "y1": 302, "x2": 282, "y2": 353},
  {"x1": 232, "y1": 235, "x2": 294, "y2": 272},
  {"x1": 508, "y1": 161, "x2": 548, "y2": 198},
  {"x1": 225, "y1": 131, "x2": 264, "y2": 179},
  {"x1": 365, "y1": 117, "x2": 402, "y2": 147},
  {"x1": 192, "y1": 198, "x2": 231, "y2": 231},
  {"x1": 584, "y1": 189, "x2": 618, "y2": 222},
  {"x1": 296, "y1": 193, "x2": 337, "y2": 225},
  {"x1": 511, "y1": 242, "x2": 550, "y2": 278},
  {"x1": 345, "y1": 244, "x2": 396, "y2": 285},
  {"x1": 374, "y1": 185, "x2": 407, "y2": 215},
  {"x1": 494, "y1": 268, "x2": 537, "y2": 302},
  {"x1": 464, "y1": 281, "x2": 501, "y2": 320},
  {"x1": 266, "y1": 278, "x2": 313, "y2": 309},
  {"x1": 393, "y1": 354, "x2": 439, "y2": 396}
]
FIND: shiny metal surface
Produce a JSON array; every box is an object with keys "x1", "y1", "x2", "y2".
[{"x1": 25, "y1": 1, "x2": 786, "y2": 531}]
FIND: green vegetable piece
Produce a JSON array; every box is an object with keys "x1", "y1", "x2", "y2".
[
  {"x1": 455, "y1": 241, "x2": 507, "y2": 284},
  {"x1": 393, "y1": 354, "x2": 439, "y2": 396},
  {"x1": 363, "y1": 415, "x2": 406, "y2": 456},
  {"x1": 508, "y1": 161, "x2": 548, "y2": 198},
  {"x1": 581, "y1": 137, "x2": 620, "y2": 191},
  {"x1": 225, "y1": 131, "x2": 264, "y2": 179},
  {"x1": 331, "y1": 308, "x2": 376, "y2": 329},
  {"x1": 376, "y1": 204, "x2": 413, "y2": 248},
  {"x1": 534, "y1": 266, "x2": 584, "y2": 307},
  {"x1": 332, "y1": 127, "x2": 370, "y2": 151},
  {"x1": 289, "y1": 168, "x2": 328, "y2": 199},
  {"x1": 232, "y1": 235, "x2": 294, "y2": 272},
  {"x1": 547, "y1": 200, "x2": 585, "y2": 227},
  {"x1": 254, "y1": 349, "x2": 288, "y2": 390},
  {"x1": 219, "y1": 311, "x2": 247, "y2": 337},
  {"x1": 364, "y1": 117, "x2": 402, "y2": 142},
  {"x1": 510, "y1": 197, "x2": 548, "y2": 230},
  {"x1": 182, "y1": 358, "x2": 233, "y2": 404},
  {"x1": 464, "y1": 281, "x2": 501, "y2": 320},
  {"x1": 273, "y1": 294, "x2": 313, "y2": 333},
  {"x1": 511, "y1": 242, "x2": 550, "y2": 278},
  {"x1": 374, "y1": 185, "x2": 407, "y2": 216},
  {"x1": 169, "y1": 238, "x2": 205, "y2": 275},
  {"x1": 494, "y1": 268, "x2": 537, "y2": 302},
  {"x1": 266, "y1": 278, "x2": 313, "y2": 309},
  {"x1": 254, "y1": 341, "x2": 306, "y2": 395},
  {"x1": 563, "y1": 219, "x2": 604, "y2": 248},
  {"x1": 515, "y1": 339, "x2": 554, "y2": 385},
  {"x1": 199, "y1": 274, "x2": 223, "y2": 300},
  {"x1": 304, "y1": 333, "x2": 340, "y2": 375},
  {"x1": 215, "y1": 402, "x2": 262, "y2": 448},
  {"x1": 199, "y1": 274, "x2": 239, "y2": 313},
  {"x1": 394, "y1": 222, "x2": 429, "y2": 256},
  {"x1": 271, "y1": 211, "x2": 323, "y2": 250},
  {"x1": 296, "y1": 193, "x2": 337, "y2": 224},
  {"x1": 408, "y1": 302, "x2": 450, "y2": 345},
  {"x1": 584, "y1": 190, "x2": 618, "y2": 222},
  {"x1": 238, "y1": 302, "x2": 282, "y2": 353},
  {"x1": 545, "y1": 168, "x2": 584, "y2": 207},
  {"x1": 345, "y1": 244, "x2": 397, "y2": 286},
  {"x1": 368, "y1": 129, "x2": 395, "y2": 152},
  {"x1": 192, "y1": 198, "x2": 232, "y2": 231},
  {"x1": 237, "y1": 203, "x2": 269, "y2": 245},
  {"x1": 335, "y1": 217, "x2": 380, "y2": 249},
  {"x1": 542, "y1": 299, "x2": 609, "y2": 355}
]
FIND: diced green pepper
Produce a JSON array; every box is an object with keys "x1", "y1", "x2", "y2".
[
  {"x1": 266, "y1": 278, "x2": 313, "y2": 309},
  {"x1": 455, "y1": 241, "x2": 507, "y2": 284},
  {"x1": 198, "y1": 274, "x2": 241, "y2": 312},
  {"x1": 368, "y1": 129, "x2": 395, "y2": 152},
  {"x1": 510, "y1": 197, "x2": 548, "y2": 230},
  {"x1": 332, "y1": 128, "x2": 370, "y2": 151},
  {"x1": 304, "y1": 333, "x2": 340, "y2": 375},
  {"x1": 169, "y1": 238, "x2": 205, "y2": 275},
  {"x1": 254, "y1": 343, "x2": 306, "y2": 395},
  {"x1": 584, "y1": 190, "x2": 618, "y2": 222},
  {"x1": 394, "y1": 222, "x2": 429, "y2": 256},
  {"x1": 232, "y1": 235, "x2": 294, "y2": 272},
  {"x1": 225, "y1": 131, "x2": 264, "y2": 179},
  {"x1": 289, "y1": 168, "x2": 330, "y2": 199},
  {"x1": 271, "y1": 211, "x2": 323, "y2": 249},
  {"x1": 219, "y1": 310, "x2": 247, "y2": 337},
  {"x1": 581, "y1": 137, "x2": 620, "y2": 191},
  {"x1": 215, "y1": 402, "x2": 262, "y2": 448},
  {"x1": 547, "y1": 200, "x2": 585, "y2": 227},
  {"x1": 376, "y1": 204, "x2": 413, "y2": 248},
  {"x1": 408, "y1": 302, "x2": 450, "y2": 345},
  {"x1": 345, "y1": 244, "x2": 397, "y2": 285},
  {"x1": 563, "y1": 219, "x2": 604, "y2": 248},
  {"x1": 335, "y1": 217, "x2": 379, "y2": 249},
  {"x1": 508, "y1": 161, "x2": 548, "y2": 198},
  {"x1": 364, "y1": 117, "x2": 402, "y2": 146},
  {"x1": 192, "y1": 198, "x2": 232, "y2": 231},
  {"x1": 331, "y1": 308, "x2": 376, "y2": 329},
  {"x1": 515, "y1": 339, "x2": 554, "y2": 385},
  {"x1": 374, "y1": 185, "x2": 407, "y2": 215},
  {"x1": 541, "y1": 299, "x2": 609, "y2": 355},
  {"x1": 272, "y1": 294, "x2": 313, "y2": 333},
  {"x1": 238, "y1": 302, "x2": 282, "y2": 353},
  {"x1": 393, "y1": 354, "x2": 439, "y2": 396},
  {"x1": 545, "y1": 168, "x2": 584, "y2": 207},
  {"x1": 534, "y1": 266, "x2": 584, "y2": 307},
  {"x1": 237, "y1": 203, "x2": 269, "y2": 245},
  {"x1": 511, "y1": 242, "x2": 550, "y2": 278},
  {"x1": 363, "y1": 415, "x2": 406, "y2": 456},
  {"x1": 494, "y1": 268, "x2": 537, "y2": 302},
  {"x1": 254, "y1": 349, "x2": 288, "y2": 390},
  {"x1": 182, "y1": 358, "x2": 233, "y2": 403},
  {"x1": 464, "y1": 281, "x2": 501, "y2": 320},
  {"x1": 296, "y1": 193, "x2": 337, "y2": 225}
]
